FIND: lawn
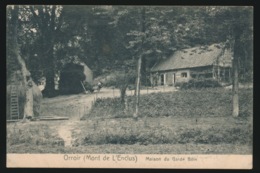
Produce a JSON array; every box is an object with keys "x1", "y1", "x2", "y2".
[
  {"x1": 7, "y1": 88, "x2": 253, "y2": 154},
  {"x1": 83, "y1": 88, "x2": 253, "y2": 118}
]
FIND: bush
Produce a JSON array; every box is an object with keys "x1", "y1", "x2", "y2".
[{"x1": 176, "y1": 79, "x2": 222, "y2": 89}]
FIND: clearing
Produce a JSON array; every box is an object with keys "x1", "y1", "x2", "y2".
[{"x1": 7, "y1": 87, "x2": 253, "y2": 154}]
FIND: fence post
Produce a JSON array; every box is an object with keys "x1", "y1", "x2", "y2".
[{"x1": 113, "y1": 87, "x2": 114, "y2": 98}]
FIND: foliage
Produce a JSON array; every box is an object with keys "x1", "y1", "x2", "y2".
[
  {"x1": 84, "y1": 88, "x2": 252, "y2": 118},
  {"x1": 6, "y1": 7, "x2": 21, "y2": 80},
  {"x1": 7, "y1": 6, "x2": 253, "y2": 97},
  {"x1": 175, "y1": 79, "x2": 222, "y2": 89}
]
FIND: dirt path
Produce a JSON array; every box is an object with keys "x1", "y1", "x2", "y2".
[
  {"x1": 43, "y1": 87, "x2": 177, "y2": 147},
  {"x1": 55, "y1": 94, "x2": 96, "y2": 147}
]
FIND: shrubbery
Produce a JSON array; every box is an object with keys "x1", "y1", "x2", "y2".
[{"x1": 175, "y1": 79, "x2": 222, "y2": 89}]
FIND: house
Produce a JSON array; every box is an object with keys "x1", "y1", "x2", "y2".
[
  {"x1": 37, "y1": 61, "x2": 93, "y2": 92},
  {"x1": 59, "y1": 61, "x2": 94, "y2": 94},
  {"x1": 150, "y1": 43, "x2": 233, "y2": 86}
]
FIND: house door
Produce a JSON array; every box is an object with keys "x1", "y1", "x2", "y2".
[
  {"x1": 172, "y1": 73, "x2": 176, "y2": 85},
  {"x1": 160, "y1": 74, "x2": 164, "y2": 85}
]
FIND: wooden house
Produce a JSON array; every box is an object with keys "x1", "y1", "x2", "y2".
[{"x1": 150, "y1": 43, "x2": 233, "y2": 86}]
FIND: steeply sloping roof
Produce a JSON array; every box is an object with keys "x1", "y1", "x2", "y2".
[{"x1": 151, "y1": 43, "x2": 232, "y2": 72}]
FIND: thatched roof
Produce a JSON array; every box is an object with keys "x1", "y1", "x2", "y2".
[{"x1": 151, "y1": 43, "x2": 233, "y2": 72}]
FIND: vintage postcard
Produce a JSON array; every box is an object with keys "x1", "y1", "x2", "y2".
[{"x1": 6, "y1": 5, "x2": 253, "y2": 169}]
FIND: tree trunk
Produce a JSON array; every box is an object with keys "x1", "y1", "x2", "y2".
[
  {"x1": 133, "y1": 7, "x2": 145, "y2": 120},
  {"x1": 16, "y1": 53, "x2": 34, "y2": 120},
  {"x1": 134, "y1": 56, "x2": 142, "y2": 119},
  {"x1": 232, "y1": 39, "x2": 239, "y2": 117},
  {"x1": 120, "y1": 85, "x2": 128, "y2": 113},
  {"x1": 124, "y1": 96, "x2": 128, "y2": 113},
  {"x1": 24, "y1": 78, "x2": 34, "y2": 119},
  {"x1": 42, "y1": 31, "x2": 56, "y2": 97},
  {"x1": 10, "y1": 6, "x2": 34, "y2": 120},
  {"x1": 43, "y1": 66, "x2": 56, "y2": 97},
  {"x1": 232, "y1": 53, "x2": 239, "y2": 117},
  {"x1": 120, "y1": 85, "x2": 127, "y2": 104}
]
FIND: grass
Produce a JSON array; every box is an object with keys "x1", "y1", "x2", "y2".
[
  {"x1": 73, "y1": 116, "x2": 252, "y2": 148},
  {"x1": 75, "y1": 88, "x2": 253, "y2": 153},
  {"x1": 7, "y1": 117, "x2": 252, "y2": 154},
  {"x1": 7, "y1": 122, "x2": 64, "y2": 150},
  {"x1": 83, "y1": 88, "x2": 253, "y2": 118},
  {"x1": 7, "y1": 88, "x2": 253, "y2": 154}
]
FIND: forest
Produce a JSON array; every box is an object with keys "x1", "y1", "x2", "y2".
[
  {"x1": 7, "y1": 5, "x2": 253, "y2": 93},
  {"x1": 6, "y1": 6, "x2": 253, "y2": 157}
]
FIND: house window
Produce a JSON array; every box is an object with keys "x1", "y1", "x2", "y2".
[{"x1": 181, "y1": 72, "x2": 188, "y2": 78}]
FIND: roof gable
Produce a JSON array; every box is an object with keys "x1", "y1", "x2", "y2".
[{"x1": 151, "y1": 43, "x2": 232, "y2": 72}]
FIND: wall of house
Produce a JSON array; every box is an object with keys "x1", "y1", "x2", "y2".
[
  {"x1": 212, "y1": 66, "x2": 232, "y2": 82},
  {"x1": 174, "y1": 70, "x2": 191, "y2": 84},
  {"x1": 190, "y1": 66, "x2": 213, "y2": 79},
  {"x1": 151, "y1": 69, "x2": 191, "y2": 86},
  {"x1": 150, "y1": 65, "x2": 232, "y2": 87},
  {"x1": 163, "y1": 70, "x2": 191, "y2": 85}
]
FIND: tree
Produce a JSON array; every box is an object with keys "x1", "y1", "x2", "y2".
[
  {"x1": 112, "y1": 67, "x2": 136, "y2": 105},
  {"x1": 133, "y1": 7, "x2": 145, "y2": 120},
  {"x1": 27, "y1": 5, "x2": 64, "y2": 97},
  {"x1": 125, "y1": 7, "x2": 181, "y2": 119},
  {"x1": 208, "y1": 7, "x2": 253, "y2": 117},
  {"x1": 10, "y1": 6, "x2": 252, "y2": 118},
  {"x1": 7, "y1": 5, "x2": 39, "y2": 120}
]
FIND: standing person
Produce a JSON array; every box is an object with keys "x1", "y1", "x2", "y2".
[{"x1": 97, "y1": 81, "x2": 102, "y2": 92}]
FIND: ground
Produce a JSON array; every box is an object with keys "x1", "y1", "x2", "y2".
[{"x1": 7, "y1": 86, "x2": 252, "y2": 154}]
